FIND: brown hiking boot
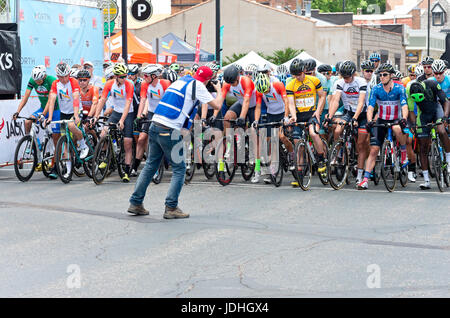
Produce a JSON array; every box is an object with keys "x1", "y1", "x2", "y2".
[
  {"x1": 163, "y1": 206, "x2": 189, "y2": 219},
  {"x1": 127, "y1": 204, "x2": 149, "y2": 216}
]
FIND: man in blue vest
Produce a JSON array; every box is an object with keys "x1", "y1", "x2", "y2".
[{"x1": 128, "y1": 66, "x2": 225, "y2": 219}]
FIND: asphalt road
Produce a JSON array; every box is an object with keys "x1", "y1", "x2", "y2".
[{"x1": 1, "y1": 166, "x2": 449, "y2": 298}]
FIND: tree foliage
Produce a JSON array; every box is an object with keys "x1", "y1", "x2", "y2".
[{"x1": 311, "y1": 0, "x2": 386, "y2": 14}]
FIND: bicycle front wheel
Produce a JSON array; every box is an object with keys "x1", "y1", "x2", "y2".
[
  {"x1": 55, "y1": 136, "x2": 74, "y2": 184},
  {"x1": 380, "y1": 141, "x2": 397, "y2": 192},
  {"x1": 294, "y1": 141, "x2": 312, "y2": 191},
  {"x1": 327, "y1": 140, "x2": 348, "y2": 190},
  {"x1": 92, "y1": 136, "x2": 112, "y2": 185},
  {"x1": 42, "y1": 137, "x2": 55, "y2": 178},
  {"x1": 14, "y1": 135, "x2": 37, "y2": 182},
  {"x1": 431, "y1": 141, "x2": 444, "y2": 192}
]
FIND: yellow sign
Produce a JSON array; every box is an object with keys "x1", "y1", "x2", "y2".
[{"x1": 102, "y1": 0, "x2": 119, "y2": 21}]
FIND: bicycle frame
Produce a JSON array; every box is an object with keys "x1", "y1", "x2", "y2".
[{"x1": 54, "y1": 120, "x2": 94, "y2": 164}]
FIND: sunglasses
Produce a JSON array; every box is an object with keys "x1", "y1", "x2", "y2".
[
  {"x1": 411, "y1": 93, "x2": 425, "y2": 102},
  {"x1": 305, "y1": 72, "x2": 313, "y2": 75},
  {"x1": 321, "y1": 72, "x2": 331, "y2": 76},
  {"x1": 118, "y1": 75, "x2": 127, "y2": 79},
  {"x1": 78, "y1": 78, "x2": 89, "y2": 82},
  {"x1": 379, "y1": 73, "x2": 390, "y2": 77},
  {"x1": 370, "y1": 59, "x2": 379, "y2": 62},
  {"x1": 434, "y1": 72, "x2": 445, "y2": 75},
  {"x1": 423, "y1": 65, "x2": 432, "y2": 69},
  {"x1": 363, "y1": 69, "x2": 374, "y2": 73}
]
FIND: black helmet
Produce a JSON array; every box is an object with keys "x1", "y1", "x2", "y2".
[
  {"x1": 317, "y1": 64, "x2": 332, "y2": 73},
  {"x1": 335, "y1": 61, "x2": 342, "y2": 73},
  {"x1": 77, "y1": 69, "x2": 91, "y2": 79},
  {"x1": 361, "y1": 60, "x2": 375, "y2": 70},
  {"x1": 339, "y1": 60, "x2": 356, "y2": 77},
  {"x1": 289, "y1": 59, "x2": 305, "y2": 76},
  {"x1": 376, "y1": 63, "x2": 395, "y2": 74},
  {"x1": 304, "y1": 59, "x2": 317, "y2": 72},
  {"x1": 223, "y1": 65, "x2": 240, "y2": 84},
  {"x1": 421, "y1": 56, "x2": 434, "y2": 65}
]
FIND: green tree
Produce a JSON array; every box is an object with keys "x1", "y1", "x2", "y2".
[
  {"x1": 266, "y1": 48, "x2": 303, "y2": 65},
  {"x1": 223, "y1": 53, "x2": 247, "y2": 66},
  {"x1": 311, "y1": 0, "x2": 386, "y2": 14}
]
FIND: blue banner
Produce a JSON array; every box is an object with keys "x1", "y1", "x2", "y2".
[{"x1": 19, "y1": 0, "x2": 103, "y2": 94}]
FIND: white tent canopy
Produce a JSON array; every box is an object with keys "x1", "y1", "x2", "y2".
[
  {"x1": 223, "y1": 51, "x2": 277, "y2": 71},
  {"x1": 282, "y1": 51, "x2": 324, "y2": 69}
]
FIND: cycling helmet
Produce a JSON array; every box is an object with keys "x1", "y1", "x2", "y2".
[
  {"x1": 104, "y1": 66, "x2": 115, "y2": 80},
  {"x1": 56, "y1": 62, "x2": 71, "y2": 77},
  {"x1": 244, "y1": 64, "x2": 258, "y2": 77},
  {"x1": 393, "y1": 70, "x2": 403, "y2": 80},
  {"x1": 369, "y1": 52, "x2": 381, "y2": 61},
  {"x1": 103, "y1": 62, "x2": 112, "y2": 69},
  {"x1": 170, "y1": 63, "x2": 180, "y2": 72},
  {"x1": 254, "y1": 73, "x2": 271, "y2": 94},
  {"x1": 70, "y1": 68, "x2": 79, "y2": 78},
  {"x1": 113, "y1": 63, "x2": 128, "y2": 76},
  {"x1": 376, "y1": 63, "x2": 395, "y2": 74},
  {"x1": 446, "y1": 69, "x2": 450, "y2": 76},
  {"x1": 339, "y1": 60, "x2": 356, "y2": 77},
  {"x1": 304, "y1": 59, "x2": 317, "y2": 72},
  {"x1": 335, "y1": 61, "x2": 342, "y2": 73},
  {"x1": 415, "y1": 64, "x2": 424, "y2": 77},
  {"x1": 360, "y1": 60, "x2": 375, "y2": 70},
  {"x1": 431, "y1": 59, "x2": 447, "y2": 73},
  {"x1": 206, "y1": 62, "x2": 220, "y2": 73},
  {"x1": 409, "y1": 81, "x2": 426, "y2": 103},
  {"x1": 142, "y1": 64, "x2": 163, "y2": 77},
  {"x1": 179, "y1": 65, "x2": 185, "y2": 73},
  {"x1": 277, "y1": 73, "x2": 288, "y2": 86},
  {"x1": 166, "y1": 69, "x2": 178, "y2": 83},
  {"x1": 31, "y1": 65, "x2": 47, "y2": 81},
  {"x1": 443, "y1": 60, "x2": 449, "y2": 69},
  {"x1": 276, "y1": 64, "x2": 289, "y2": 75},
  {"x1": 223, "y1": 65, "x2": 240, "y2": 84},
  {"x1": 235, "y1": 64, "x2": 244, "y2": 74},
  {"x1": 192, "y1": 64, "x2": 199, "y2": 73},
  {"x1": 407, "y1": 64, "x2": 416, "y2": 74},
  {"x1": 289, "y1": 58, "x2": 305, "y2": 75},
  {"x1": 258, "y1": 63, "x2": 272, "y2": 73},
  {"x1": 317, "y1": 64, "x2": 332, "y2": 73},
  {"x1": 128, "y1": 64, "x2": 140, "y2": 75},
  {"x1": 421, "y1": 56, "x2": 434, "y2": 65},
  {"x1": 77, "y1": 69, "x2": 91, "y2": 79}
]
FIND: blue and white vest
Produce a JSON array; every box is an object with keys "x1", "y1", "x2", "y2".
[{"x1": 154, "y1": 75, "x2": 200, "y2": 129}]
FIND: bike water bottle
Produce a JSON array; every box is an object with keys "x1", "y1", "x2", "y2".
[
  {"x1": 37, "y1": 138, "x2": 42, "y2": 151},
  {"x1": 112, "y1": 139, "x2": 118, "y2": 154}
]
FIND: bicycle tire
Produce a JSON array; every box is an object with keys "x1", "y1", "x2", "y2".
[
  {"x1": 327, "y1": 140, "x2": 348, "y2": 190},
  {"x1": 152, "y1": 159, "x2": 165, "y2": 184},
  {"x1": 41, "y1": 137, "x2": 55, "y2": 178},
  {"x1": 92, "y1": 136, "x2": 112, "y2": 185},
  {"x1": 380, "y1": 140, "x2": 397, "y2": 192},
  {"x1": 55, "y1": 136, "x2": 74, "y2": 184},
  {"x1": 14, "y1": 135, "x2": 37, "y2": 182},
  {"x1": 431, "y1": 141, "x2": 444, "y2": 192},
  {"x1": 318, "y1": 137, "x2": 329, "y2": 186},
  {"x1": 83, "y1": 133, "x2": 97, "y2": 179},
  {"x1": 116, "y1": 137, "x2": 126, "y2": 179},
  {"x1": 215, "y1": 138, "x2": 237, "y2": 186},
  {"x1": 294, "y1": 141, "x2": 312, "y2": 191},
  {"x1": 241, "y1": 136, "x2": 255, "y2": 181}
]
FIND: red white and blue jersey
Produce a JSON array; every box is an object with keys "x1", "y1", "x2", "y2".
[{"x1": 368, "y1": 83, "x2": 407, "y2": 120}]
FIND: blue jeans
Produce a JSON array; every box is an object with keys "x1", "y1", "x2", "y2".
[{"x1": 129, "y1": 123, "x2": 186, "y2": 208}]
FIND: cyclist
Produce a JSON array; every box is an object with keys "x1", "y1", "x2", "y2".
[
  {"x1": 170, "y1": 63, "x2": 181, "y2": 76},
  {"x1": 430, "y1": 59, "x2": 450, "y2": 98},
  {"x1": 163, "y1": 68, "x2": 179, "y2": 83},
  {"x1": 77, "y1": 69, "x2": 99, "y2": 117},
  {"x1": 127, "y1": 64, "x2": 142, "y2": 158},
  {"x1": 276, "y1": 64, "x2": 290, "y2": 86},
  {"x1": 317, "y1": 63, "x2": 336, "y2": 139},
  {"x1": 402, "y1": 64, "x2": 417, "y2": 87},
  {"x1": 325, "y1": 60, "x2": 369, "y2": 186},
  {"x1": 252, "y1": 72, "x2": 296, "y2": 183},
  {"x1": 419, "y1": 56, "x2": 434, "y2": 81},
  {"x1": 358, "y1": 63, "x2": 409, "y2": 190},
  {"x1": 93, "y1": 63, "x2": 135, "y2": 183},
  {"x1": 285, "y1": 58, "x2": 327, "y2": 186},
  {"x1": 13, "y1": 65, "x2": 60, "y2": 177},
  {"x1": 368, "y1": 52, "x2": 381, "y2": 90},
  {"x1": 407, "y1": 80, "x2": 450, "y2": 189},
  {"x1": 133, "y1": 64, "x2": 171, "y2": 176},
  {"x1": 393, "y1": 70, "x2": 403, "y2": 84}
]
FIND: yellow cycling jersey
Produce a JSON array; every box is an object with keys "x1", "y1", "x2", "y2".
[{"x1": 286, "y1": 75, "x2": 322, "y2": 113}]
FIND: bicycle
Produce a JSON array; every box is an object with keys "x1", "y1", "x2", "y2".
[
  {"x1": 373, "y1": 121, "x2": 408, "y2": 192},
  {"x1": 13, "y1": 116, "x2": 55, "y2": 182},
  {"x1": 214, "y1": 118, "x2": 255, "y2": 186},
  {"x1": 290, "y1": 122, "x2": 329, "y2": 191},
  {"x1": 91, "y1": 118, "x2": 127, "y2": 185},
  {"x1": 416, "y1": 121, "x2": 449, "y2": 192},
  {"x1": 327, "y1": 120, "x2": 358, "y2": 190},
  {"x1": 53, "y1": 117, "x2": 96, "y2": 183}
]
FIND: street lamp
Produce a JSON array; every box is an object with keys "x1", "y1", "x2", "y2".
[{"x1": 427, "y1": 0, "x2": 430, "y2": 56}]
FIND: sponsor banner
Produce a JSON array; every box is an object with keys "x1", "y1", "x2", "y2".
[
  {"x1": 194, "y1": 23, "x2": 202, "y2": 64},
  {"x1": 0, "y1": 30, "x2": 22, "y2": 95},
  {"x1": 0, "y1": 98, "x2": 45, "y2": 165},
  {"x1": 19, "y1": 0, "x2": 103, "y2": 94}
]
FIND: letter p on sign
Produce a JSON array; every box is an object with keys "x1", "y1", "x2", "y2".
[
  {"x1": 131, "y1": 0, "x2": 153, "y2": 22},
  {"x1": 138, "y1": 4, "x2": 146, "y2": 16}
]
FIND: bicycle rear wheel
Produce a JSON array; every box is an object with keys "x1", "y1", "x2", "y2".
[
  {"x1": 14, "y1": 135, "x2": 37, "y2": 182},
  {"x1": 92, "y1": 136, "x2": 112, "y2": 185},
  {"x1": 380, "y1": 141, "x2": 397, "y2": 192},
  {"x1": 269, "y1": 144, "x2": 284, "y2": 187},
  {"x1": 294, "y1": 141, "x2": 312, "y2": 191},
  {"x1": 42, "y1": 138, "x2": 55, "y2": 178},
  {"x1": 55, "y1": 136, "x2": 74, "y2": 184},
  {"x1": 185, "y1": 137, "x2": 196, "y2": 183},
  {"x1": 317, "y1": 137, "x2": 329, "y2": 185},
  {"x1": 431, "y1": 141, "x2": 444, "y2": 192},
  {"x1": 327, "y1": 140, "x2": 348, "y2": 190},
  {"x1": 215, "y1": 138, "x2": 237, "y2": 186}
]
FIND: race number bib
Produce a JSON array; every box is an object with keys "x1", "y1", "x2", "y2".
[{"x1": 295, "y1": 97, "x2": 315, "y2": 112}]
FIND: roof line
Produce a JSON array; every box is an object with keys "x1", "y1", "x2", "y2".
[{"x1": 241, "y1": 0, "x2": 316, "y2": 23}]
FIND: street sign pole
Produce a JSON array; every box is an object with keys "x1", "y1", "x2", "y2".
[
  {"x1": 216, "y1": 0, "x2": 220, "y2": 65},
  {"x1": 108, "y1": 0, "x2": 111, "y2": 61},
  {"x1": 121, "y1": 0, "x2": 127, "y2": 65}
]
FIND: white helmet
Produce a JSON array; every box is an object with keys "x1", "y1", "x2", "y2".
[
  {"x1": 31, "y1": 65, "x2": 46, "y2": 81},
  {"x1": 244, "y1": 64, "x2": 258, "y2": 76},
  {"x1": 415, "y1": 64, "x2": 424, "y2": 77},
  {"x1": 70, "y1": 68, "x2": 79, "y2": 78},
  {"x1": 104, "y1": 65, "x2": 115, "y2": 79},
  {"x1": 276, "y1": 64, "x2": 289, "y2": 75},
  {"x1": 431, "y1": 59, "x2": 447, "y2": 74},
  {"x1": 55, "y1": 62, "x2": 71, "y2": 77},
  {"x1": 445, "y1": 69, "x2": 450, "y2": 76},
  {"x1": 142, "y1": 64, "x2": 163, "y2": 77}
]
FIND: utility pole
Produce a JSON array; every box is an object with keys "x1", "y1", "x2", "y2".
[
  {"x1": 427, "y1": 0, "x2": 430, "y2": 56},
  {"x1": 343, "y1": 0, "x2": 346, "y2": 12},
  {"x1": 216, "y1": 0, "x2": 220, "y2": 64},
  {"x1": 121, "y1": 0, "x2": 128, "y2": 64}
]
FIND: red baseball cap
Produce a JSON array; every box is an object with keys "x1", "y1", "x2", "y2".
[{"x1": 194, "y1": 66, "x2": 213, "y2": 82}]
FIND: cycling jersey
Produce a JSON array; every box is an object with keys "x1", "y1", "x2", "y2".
[
  {"x1": 406, "y1": 79, "x2": 447, "y2": 116},
  {"x1": 335, "y1": 76, "x2": 367, "y2": 113},
  {"x1": 256, "y1": 81, "x2": 287, "y2": 115},
  {"x1": 50, "y1": 77, "x2": 80, "y2": 114},
  {"x1": 430, "y1": 75, "x2": 450, "y2": 99},
  {"x1": 368, "y1": 83, "x2": 407, "y2": 121},
  {"x1": 402, "y1": 76, "x2": 412, "y2": 88},
  {"x1": 222, "y1": 76, "x2": 257, "y2": 108},
  {"x1": 286, "y1": 75, "x2": 322, "y2": 114},
  {"x1": 102, "y1": 79, "x2": 134, "y2": 114},
  {"x1": 140, "y1": 79, "x2": 171, "y2": 113},
  {"x1": 80, "y1": 85, "x2": 99, "y2": 112},
  {"x1": 27, "y1": 75, "x2": 58, "y2": 110}
]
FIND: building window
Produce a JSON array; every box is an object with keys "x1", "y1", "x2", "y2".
[{"x1": 431, "y1": 4, "x2": 446, "y2": 26}]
